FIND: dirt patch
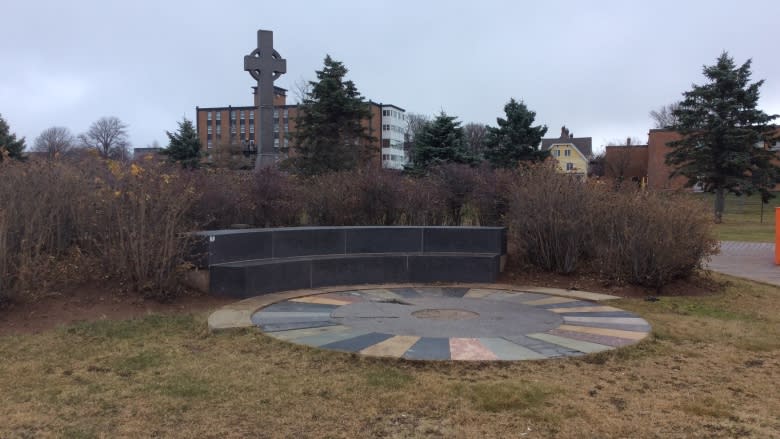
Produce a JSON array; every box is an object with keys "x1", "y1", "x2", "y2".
[{"x1": 0, "y1": 281, "x2": 231, "y2": 337}]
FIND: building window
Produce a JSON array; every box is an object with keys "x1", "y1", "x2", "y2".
[
  {"x1": 250, "y1": 125, "x2": 254, "y2": 134},
  {"x1": 566, "y1": 163, "x2": 574, "y2": 171},
  {"x1": 274, "y1": 139, "x2": 280, "y2": 148},
  {"x1": 240, "y1": 110, "x2": 245, "y2": 119},
  {"x1": 231, "y1": 126, "x2": 236, "y2": 134},
  {"x1": 207, "y1": 111, "x2": 212, "y2": 121},
  {"x1": 284, "y1": 138, "x2": 289, "y2": 148},
  {"x1": 230, "y1": 111, "x2": 236, "y2": 120},
  {"x1": 207, "y1": 140, "x2": 213, "y2": 149},
  {"x1": 273, "y1": 110, "x2": 279, "y2": 118},
  {"x1": 284, "y1": 123, "x2": 289, "y2": 133},
  {"x1": 216, "y1": 126, "x2": 221, "y2": 135},
  {"x1": 564, "y1": 149, "x2": 571, "y2": 157},
  {"x1": 216, "y1": 112, "x2": 221, "y2": 121},
  {"x1": 240, "y1": 126, "x2": 245, "y2": 134},
  {"x1": 249, "y1": 110, "x2": 254, "y2": 120},
  {"x1": 273, "y1": 123, "x2": 279, "y2": 133},
  {"x1": 273, "y1": 132, "x2": 279, "y2": 139},
  {"x1": 283, "y1": 109, "x2": 288, "y2": 118},
  {"x1": 207, "y1": 126, "x2": 212, "y2": 135},
  {"x1": 555, "y1": 149, "x2": 561, "y2": 157}
]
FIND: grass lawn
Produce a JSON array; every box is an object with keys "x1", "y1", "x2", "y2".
[
  {"x1": 694, "y1": 193, "x2": 780, "y2": 242},
  {"x1": 1, "y1": 274, "x2": 779, "y2": 438}
]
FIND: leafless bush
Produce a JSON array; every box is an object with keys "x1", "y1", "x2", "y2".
[{"x1": 507, "y1": 164, "x2": 594, "y2": 273}]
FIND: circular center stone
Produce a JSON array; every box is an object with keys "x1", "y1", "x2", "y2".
[{"x1": 412, "y1": 308, "x2": 479, "y2": 320}]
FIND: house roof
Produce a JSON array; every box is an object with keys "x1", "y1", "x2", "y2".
[{"x1": 541, "y1": 126, "x2": 593, "y2": 157}]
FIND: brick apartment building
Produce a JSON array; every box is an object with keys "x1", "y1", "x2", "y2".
[
  {"x1": 604, "y1": 138, "x2": 649, "y2": 185},
  {"x1": 195, "y1": 87, "x2": 409, "y2": 170}
]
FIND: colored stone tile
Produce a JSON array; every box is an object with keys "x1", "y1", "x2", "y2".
[
  {"x1": 548, "y1": 329, "x2": 637, "y2": 347},
  {"x1": 260, "y1": 301, "x2": 340, "y2": 313},
  {"x1": 440, "y1": 287, "x2": 470, "y2": 298},
  {"x1": 321, "y1": 332, "x2": 395, "y2": 352},
  {"x1": 259, "y1": 321, "x2": 339, "y2": 332},
  {"x1": 464, "y1": 288, "x2": 506, "y2": 298},
  {"x1": 556, "y1": 311, "x2": 638, "y2": 318},
  {"x1": 501, "y1": 335, "x2": 581, "y2": 358},
  {"x1": 387, "y1": 287, "x2": 422, "y2": 298},
  {"x1": 549, "y1": 306, "x2": 623, "y2": 314},
  {"x1": 266, "y1": 324, "x2": 352, "y2": 340},
  {"x1": 449, "y1": 338, "x2": 499, "y2": 361},
  {"x1": 563, "y1": 316, "x2": 649, "y2": 326},
  {"x1": 524, "y1": 296, "x2": 580, "y2": 306},
  {"x1": 318, "y1": 292, "x2": 366, "y2": 303},
  {"x1": 355, "y1": 289, "x2": 405, "y2": 301},
  {"x1": 294, "y1": 329, "x2": 373, "y2": 347},
  {"x1": 403, "y1": 337, "x2": 451, "y2": 360},
  {"x1": 477, "y1": 338, "x2": 547, "y2": 360},
  {"x1": 291, "y1": 296, "x2": 352, "y2": 306},
  {"x1": 359, "y1": 335, "x2": 421, "y2": 358},
  {"x1": 539, "y1": 300, "x2": 596, "y2": 309},
  {"x1": 514, "y1": 287, "x2": 619, "y2": 301},
  {"x1": 562, "y1": 321, "x2": 652, "y2": 332},
  {"x1": 483, "y1": 291, "x2": 541, "y2": 302},
  {"x1": 527, "y1": 333, "x2": 611, "y2": 353},
  {"x1": 253, "y1": 311, "x2": 332, "y2": 320},
  {"x1": 556, "y1": 324, "x2": 648, "y2": 340}
]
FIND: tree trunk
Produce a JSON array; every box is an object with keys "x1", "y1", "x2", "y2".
[{"x1": 714, "y1": 187, "x2": 725, "y2": 224}]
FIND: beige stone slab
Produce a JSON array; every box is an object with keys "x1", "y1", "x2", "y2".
[
  {"x1": 360, "y1": 335, "x2": 421, "y2": 358},
  {"x1": 207, "y1": 309, "x2": 253, "y2": 330},
  {"x1": 514, "y1": 286, "x2": 619, "y2": 301},
  {"x1": 557, "y1": 324, "x2": 648, "y2": 340},
  {"x1": 549, "y1": 306, "x2": 622, "y2": 314},
  {"x1": 291, "y1": 296, "x2": 352, "y2": 306},
  {"x1": 527, "y1": 333, "x2": 611, "y2": 353},
  {"x1": 563, "y1": 316, "x2": 648, "y2": 325},
  {"x1": 268, "y1": 325, "x2": 352, "y2": 341},
  {"x1": 464, "y1": 288, "x2": 507, "y2": 298},
  {"x1": 356, "y1": 289, "x2": 404, "y2": 301},
  {"x1": 523, "y1": 296, "x2": 579, "y2": 306}
]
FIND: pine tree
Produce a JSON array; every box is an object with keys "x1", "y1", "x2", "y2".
[
  {"x1": 285, "y1": 55, "x2": 372, "y2": 176},
  {"x1": 666, "y1": 52, "x2": 779, "y2": 223},
  {"x1": 483, "y1": 98, "x2": 548, "y2": 168},
  {"x1": 0, "y1": 114, "x2": 26, "y2": 162},
  {"x1": 164, "y1": 118, "x2": 201, "y2": 168},
  {"x1": 406, "y1": 111, "x2": 473, "y2": 173}
]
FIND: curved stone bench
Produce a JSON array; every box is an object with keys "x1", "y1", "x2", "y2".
[{"x1": 190, "y1": 226, "x2": 507, "y2": 298}]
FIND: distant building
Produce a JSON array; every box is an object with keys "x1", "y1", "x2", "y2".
[
  {"x1": 604, "y1": 138, "x2": 648, "y2": 186},
  {"x1": 541, "y1": 126, "x2": 592, "y2": 177},
  {"x1": 195, "y1": 87, "x2": 409, "y2": 170}
]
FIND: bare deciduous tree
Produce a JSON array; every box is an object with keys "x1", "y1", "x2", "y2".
[
  {"x1": 649, "y1": 102, "x2": 680, "y2": 129},
  {"x1": 33, "y1": 126, "x2": 75, "y2": 159},
  {"x1": 463, "y1": 122, "x2": 487, "y2": 157},
  {"x1": 79, "y1": 116, "x2": 130, "y2": 159},
  {"x1": 291, "y1": 76, "x2": 311, "y2": 104},
  {"x1": 403, "y1": 113, "x2": 430, "y2": 165}
]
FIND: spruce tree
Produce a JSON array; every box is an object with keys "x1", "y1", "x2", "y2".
[
  {"x1": 666, "y1": 52, "x2": 779, "y2": 223},
  {"x1": 164, "y1": 118, "x2": 201, "y2": 168},
  {"x1": 407, "y1": 111, "x2": 473, "y2": 173},
  {"x1": 483, "y1": 98, "x2": 548, "y2": 168},
  {"x1": 0, "y1": 114, "x2": 26, "y2": 162},
  {"x1": 286, "y1": 55, "x2": 372, "y2": 176}
]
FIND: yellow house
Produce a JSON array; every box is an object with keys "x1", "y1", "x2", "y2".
[{"x1": 541, "y1": 126, "x2": 592, "y2": 178}]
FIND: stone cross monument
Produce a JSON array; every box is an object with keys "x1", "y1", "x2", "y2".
[{"x1": 244, "y1": 29, "x2": 287, "y2": 169}]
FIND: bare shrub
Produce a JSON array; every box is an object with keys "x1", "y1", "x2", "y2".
[
  {"x1": 0, "y1": 160, "x2": 90, "y2": 300},
  {"x1": 592, "y1": 190, "x2": 718, "y2": 288},
  {"x1": 86, "y1": 158, "x2": 200, "y2": 300},
  {"x1": 507, "y1": 164, "x2": 595, "y2": 273},
  {"x1": 252, "y1": 168, "x2": 302, "y2": 227},
  {"x1": 189, "y1": 169, "x2": 256, "y2": 229}
]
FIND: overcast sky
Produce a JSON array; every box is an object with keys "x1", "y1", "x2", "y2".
[{"x1": 2, "y1": 0, "x2": 779, "y2": 153}]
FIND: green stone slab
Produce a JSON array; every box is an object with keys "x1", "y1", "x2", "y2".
[{"x1": 477, "y1": 337, "x2": 547, "y2": 360}]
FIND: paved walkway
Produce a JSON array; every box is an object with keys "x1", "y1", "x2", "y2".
[
  {"x1": 210, "y1": 284, "x2": 651, "y2": 361},
  {"x1": 707, "y1": 241, "x2": 780, "y2": 286}
]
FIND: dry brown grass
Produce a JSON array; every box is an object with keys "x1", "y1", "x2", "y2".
[{"x1": 0, "y1": 273, "x2": 778, "y2": 438}]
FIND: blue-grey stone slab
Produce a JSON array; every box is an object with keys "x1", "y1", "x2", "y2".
[
  {"x1": 207, "y1": 231, "x2": 273, "y2": 265},
  {"x1": 440, "y1": 287, "x2": 470, "y2": 298},
  {"x1": 320, "y1": 332, "x2": 394, "y2": 353},
  {"x1": 409, "y1": 254, "x2": 499, "y2": 283},
  {"x1": 258, "y1": 321, "x2": 338, "y2": 332},
  {"x1": 403, "y1": 337, "x2": 451, "y2": 360}
]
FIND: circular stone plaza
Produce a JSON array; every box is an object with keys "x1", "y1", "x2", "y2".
[{"x1": 209, "y1": 285, "x2": 651, "y2": 361}]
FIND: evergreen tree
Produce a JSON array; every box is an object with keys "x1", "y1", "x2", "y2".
[
  {"x1": 0, "y1": 113, "x2": 26, "y2": 162},
  {"x1": 164, "y1": 118, "x2": 201, "y2": 168},
  {"x1": 285, "y1": 55, "x2": 372, "y2": 176},
  {"x1": 407, "y1": 111, "x2": 473, "y2": 173},
  {"x1": 666, "y1": 52, "x2": 779, "y2": 223},
  {"x1": 483, "y1": 98, "x2": 548, "y2": 168}
]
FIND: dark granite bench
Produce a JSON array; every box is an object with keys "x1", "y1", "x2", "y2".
[{"x1": 190, "y1": 226, "x2": 507, "y2": 298}]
